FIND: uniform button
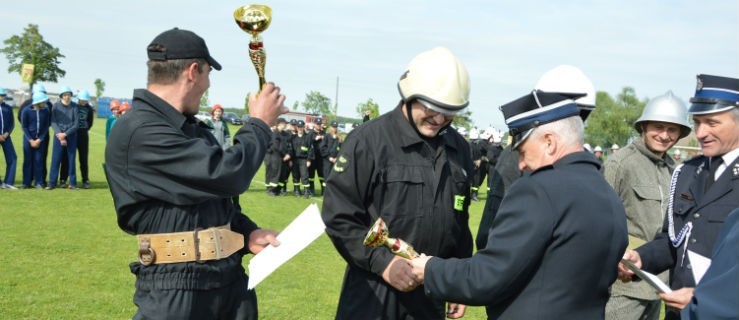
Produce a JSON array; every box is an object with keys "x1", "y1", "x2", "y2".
[
  {"x1": 690, "y1": 238, "x2": 697, "y2": 244},
  {"x1": 693, "y1": 213, "x2": 701, "y2": 219}
]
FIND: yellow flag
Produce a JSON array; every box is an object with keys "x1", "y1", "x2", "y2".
[{"x1": 21, "y1": 64, "x2": 34, "y2": 83}]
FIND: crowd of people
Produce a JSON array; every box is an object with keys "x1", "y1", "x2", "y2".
[
  {"x1": 0, "y1": 85, "x2": 99, "y2": 190},
  {"x1": 262, "y1": 118, "x2": 342, "y2": 199},
  {"x1": 8, "y1": 26, "x2": 735, "y2": 320}
]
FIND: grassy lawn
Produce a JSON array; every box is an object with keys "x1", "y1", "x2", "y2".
[{"x1": 0, "y1": 120, "x2": 490, "y2": 319}]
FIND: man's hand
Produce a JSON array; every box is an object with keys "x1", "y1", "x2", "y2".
[
  {"x1": 282, "y1": 154, "x2": 291, "y2": 162},
  {"x1": 473, "y1": 160, "x2": 481, "y2": 168},
  {"x1": 248, "y1": 82, "x2": 288, "y2": 126},
  {"x1": 618, "y1": 250, "x2": 641, "y2": 282},
  {"x1": 410, "y1": 254, "x2": 432, "y2": 282},
  {"x1": 382, "y1": 256, "x2": 420, "y2": 292},
  {"x1": 329, "y1": 157, "x2": 336, "y2": 163},
  {"x1": 446, "y1": 303, "x2": 467, "y2": 319},
  {"x1": 248, "y1": 229, "x2": 281, "y2": 255},
  {"x1": 0, "y1": 135, "x2": 5, "y2": 142},
  {"x1": 30, "y1": 139, "x2": 41, "y2": 149},
  {"x1": 659, "y1": 287, "x2": 694, "y2": 310},
  {"x1": 306, "y1": 161, "x2": 311, "y2": 168},
  {"x1": 56, "y1": 132, "x2": 66, "y2": 141}
]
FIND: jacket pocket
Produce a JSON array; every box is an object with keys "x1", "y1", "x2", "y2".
[
  {"x1": 632, "y1": 185, "x2": 662, "y2": 201},
  {"x1": 380, "y1": 166, "x2": 425, "y2": 217}
]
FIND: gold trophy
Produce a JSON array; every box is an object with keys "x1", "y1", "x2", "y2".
[
  {"x1": 234, "y1": 4, "x2": 272, "y2": 93},
  {"x1": 364, "y1": 218, "x2": 419, "y2": 259}
]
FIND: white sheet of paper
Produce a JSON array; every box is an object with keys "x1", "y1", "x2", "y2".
[
  {"x1": 247, "y1": 203, "x2": 325, "y2": 289},
  {"x1": 687, "y1": 250, "x2": 711, "y2": 284},
  {"x1": 621, "y1": 259, "x2": 673, "y2": 293}
]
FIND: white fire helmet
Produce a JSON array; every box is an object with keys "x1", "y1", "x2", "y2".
[{"x1": 398, "y1": 47, "x2": 470, "y2": 115}]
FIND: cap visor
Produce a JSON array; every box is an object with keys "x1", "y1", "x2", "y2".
[
  {"x1": 208, "y1": 57, "x2": 222, "y2": 71},
  {"x1": 511, "y1": 128, "x2": 534, "y2": 150}
]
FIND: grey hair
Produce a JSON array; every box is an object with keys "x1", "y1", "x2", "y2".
[{"x1": 530, "y1": 115, "x2": 584, "y2": 148}]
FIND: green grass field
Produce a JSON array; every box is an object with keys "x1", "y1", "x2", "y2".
[{"x1": 0, "y1": 119, "x2": 490, "y2": 319}]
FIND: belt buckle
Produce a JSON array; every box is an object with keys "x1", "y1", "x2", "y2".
[{"x1": 138, "y1": 237, "x2": 156, "y2": 266}]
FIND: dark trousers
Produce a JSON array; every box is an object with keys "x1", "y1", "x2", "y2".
[
  {"x1": 77, "y1": 129, "x2": 90, "y2": 183},
  {"x1": 41, "y1": 133, "x2": 49, "y2": 184},
  {"x1": 296, "y1": 158, "x2": 310, "y2": 188},
  {"x1": 132, "y1": 273, "x2": 257, "y2": 320},
  {"x1": 278, "y1": 159, "x2": 290, "y2": 191},
  {"x1": 264, "y1": 152, "x2": 281, "y2": 187},
  {"x1": 336, "y1": 267, "x2": 445, "y2": 320},
  {"x1": 472, "y1": 163, "x2": 487, "y2": 189},
  {"x1": 60, "y1": 149, "x2": 68, "y2": 182},
  {"x1": 22, "y1": 139, "x2": 45, "y2": 187},
  {"x1": 49, "y1": 133, "x2": 77, "y2": 187},
  {"x1": 290, "y1": 160, "x2": 300, "y2": 186},
  {"x1": 313, "y1": 157, "x2": 324, "y2": 193},
  {"x1": 1, "y1": 136, "x2": 17, "y2": 185},
  {"x1": 476, "y1": 192, "x2": 503, "y2": 250}
]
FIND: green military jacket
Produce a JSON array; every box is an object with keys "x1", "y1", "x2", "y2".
[{"x1": 603, "y1": 138, "x2": 673, "y2": 300}]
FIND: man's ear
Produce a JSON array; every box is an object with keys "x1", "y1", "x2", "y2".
[
  {"x1": 543, "y1": 132, "x2": 557, "y2": 155},
  {"x1": 186, "y1": 62, "x2": 199, "y2": 82}
]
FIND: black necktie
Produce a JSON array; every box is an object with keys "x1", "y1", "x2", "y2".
[{"x1": 706, "y1": 157, "x2": 723, "y2": 190}]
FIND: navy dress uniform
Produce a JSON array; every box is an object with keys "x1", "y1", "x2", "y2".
[
  {"x1": 476, "y1": 65, "x2": 598, "y2": 250},
  {"x1": 422, "y1": 91, "x2": 627, "y2": 319},
  {"x1": 681, "y1": 208, "x2": 739, "y2": 320},
  {"x1": 635, "y1": 74, "x2": 739, "y2": 320}
]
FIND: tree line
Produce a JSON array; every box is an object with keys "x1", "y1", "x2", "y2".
[{"x1": 4, "y1": 23, "x2": 681, "y2": 147}]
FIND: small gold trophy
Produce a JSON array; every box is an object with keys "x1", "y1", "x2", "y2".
[
  {"x1": 364, "y1": 218, "x2": 419, "y2": 259},
  {"x1": 234, "y1": 4, "x2": 272, "y2": 93}
]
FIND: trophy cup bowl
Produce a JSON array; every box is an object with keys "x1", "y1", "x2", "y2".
[
  {"x1": 364, "y1": 218, "x2": 419, "y2": 259},
  {"x1": 234, "y1": 5, "x2": 272, "y2": 37},
  {"x1": 234, "y1": 4, "x2": 272, "y2": 94}
]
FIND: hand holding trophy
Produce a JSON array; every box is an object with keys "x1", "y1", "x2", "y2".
[
  {"x1": 234, "y1": 4, "x2": 272, "y2": 93},
  {"x1": 364, "y1": 217, "x2": 419, "y2": 259}
]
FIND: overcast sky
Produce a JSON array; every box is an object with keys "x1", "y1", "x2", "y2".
[{"x1": 1, "y1": 0, "x2": 737, "y2": 129}]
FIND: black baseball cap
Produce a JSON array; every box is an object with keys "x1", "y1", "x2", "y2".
[{"x1": 147, "y1": 28, "x2": 222, "y2": 71}]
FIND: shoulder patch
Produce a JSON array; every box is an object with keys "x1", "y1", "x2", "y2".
[{"x1": 333, "y1": 155, "x2": 349, "y2": 173}]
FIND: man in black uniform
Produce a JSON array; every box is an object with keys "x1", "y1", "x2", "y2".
[
  {"x1": 468, "y1": 130, "x2": 485, "y2": 201},
  {"x1": 291, "y1": 120, "x2": 314, "y2": 198},
  {"x1": 411, "y1": 90, "x2": 628, "y2": 319},
  {"x1": 307, "y1": 119, "x2": 325, "y2": 196},
  {"x1": 104, "y1": 28, "x2": 286, "y2": 320},
  {"x1": 277, "y1": 119, "x2": 293, "y2": 195},
  {"x1": 322, "y1": 47, "x2": 474, "y2": 319},
  {"x1": 320, "y1": 120, "x2": 341, "y2": 186},
  {"x1": 265, "y1": 118, "x2": 288, "y2": 196},
  {"x1": 620, "y1": 74, "x2": 739, "y2": 320},
  {"x1": 75, "y1": 90, "x2": 95, "y2": 189}
]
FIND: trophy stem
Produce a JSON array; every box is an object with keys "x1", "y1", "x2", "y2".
[{"x1": 248, "y1": 35, "x2": 266, "y2": 93}]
